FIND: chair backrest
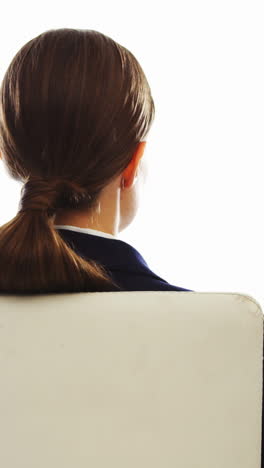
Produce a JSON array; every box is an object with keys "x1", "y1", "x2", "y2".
[{"x1": 0, "y1": 291, "x2": 263, "y2": 468}]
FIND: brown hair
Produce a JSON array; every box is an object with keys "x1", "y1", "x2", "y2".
[{"x1": 0, "y1": 28, "x2": 155, "y2": 295}]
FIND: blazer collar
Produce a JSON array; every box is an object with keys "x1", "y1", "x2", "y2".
[{"x1": 54, "y1": 227, "x2": 150, "y2": 272}]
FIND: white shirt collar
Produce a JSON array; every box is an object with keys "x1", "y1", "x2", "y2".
[{"x1": 54, "y1": 224, "x2": 118, "y2": 240}]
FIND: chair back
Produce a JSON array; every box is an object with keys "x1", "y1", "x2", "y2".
[{"x1": 0, "y1": 291, "x2": 263, "y2": 467}]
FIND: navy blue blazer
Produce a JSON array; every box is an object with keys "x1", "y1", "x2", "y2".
[{"x1": 54, "y1": 225, "x2": 194, "y2": 292}]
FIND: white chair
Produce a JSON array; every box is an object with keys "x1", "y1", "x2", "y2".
[{"x1": 0, "y1": 290, "x2": 263, "y2": 468}]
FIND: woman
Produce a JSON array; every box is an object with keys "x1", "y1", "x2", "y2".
[{"x1": 0, "y1": 28, "x2": 194, "y2": 295}]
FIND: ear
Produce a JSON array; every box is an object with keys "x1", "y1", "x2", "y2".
[{"x1": 122, "y1": 141, "x2": 147, "y2": 188}]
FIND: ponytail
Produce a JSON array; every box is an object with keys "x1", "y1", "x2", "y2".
[{"x1": 0, "y1": 176, "x2": 122, "y2": 294}]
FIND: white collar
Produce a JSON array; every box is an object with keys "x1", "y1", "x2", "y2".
[{"x1": 53, "y1": 224, "x2": 118, "y2": 240}]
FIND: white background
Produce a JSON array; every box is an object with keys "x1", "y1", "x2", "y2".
[{"x1": 0, "y1": 1, "x2": 263, "y2": 309}]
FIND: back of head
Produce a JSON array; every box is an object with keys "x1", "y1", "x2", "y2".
[{"x1": 0, "y1": 28, "x2": 155, "y2": 295}]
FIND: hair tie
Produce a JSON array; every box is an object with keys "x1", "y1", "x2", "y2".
[{"x1": 18, "y1": 176, "x2": 88, "y2": 215}]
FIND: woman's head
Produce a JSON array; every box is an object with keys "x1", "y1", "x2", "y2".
[{"x1": 0, "y1": 28, "x2": 155, "y2": 294}]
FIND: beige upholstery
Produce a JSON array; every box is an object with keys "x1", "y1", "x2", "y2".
[{"x1": 0, "y1": 291, "x2": 263, "y2": 467}]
